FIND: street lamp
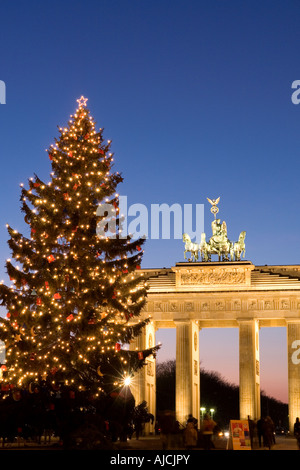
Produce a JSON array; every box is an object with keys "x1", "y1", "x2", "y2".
[
  {"x1": 200, "y1": 407, "x2": 206, "y2": 422},
  {"x1": 210, "y1": 408, "x2": 215, "y2": 420}
]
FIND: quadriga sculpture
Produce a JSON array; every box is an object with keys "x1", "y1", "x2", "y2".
[{"x1": 182, "y1": 197, "x2": 246, "y2": 263}]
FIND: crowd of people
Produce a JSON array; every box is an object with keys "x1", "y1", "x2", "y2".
[
  {"x1": 155, "y1": 412, "x2": 299, "y2": 450},
  {"x1": 254, "y1": 416, "x2": 276, "y2": 449},
  {"x1": 156, "y1": 411, "x2": 217, "y2": 450}
]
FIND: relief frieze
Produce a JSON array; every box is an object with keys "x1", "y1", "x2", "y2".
[
  {"x1": 147, "y1": 297, "x2": 300, "y2": 318},
  {"x1": 180, "y1": 269, "x2": 246, "y2": 286},
  {"x1": 185, "y1": 301, "x2": 194, "y2": 312}
]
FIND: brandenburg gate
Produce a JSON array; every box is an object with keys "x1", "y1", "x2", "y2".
[{"x1": 130, "y1": 198, "x2": 300, "y2": 433}]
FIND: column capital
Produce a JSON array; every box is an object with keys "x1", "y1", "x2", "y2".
[
  {"x1": 149, "y1": 319, "x2": 157, "y2": 331},
  {"x1": 174, "y1": 318, "x2": 199, "y2": 324},
  {"x1": 286, "y1": 319, "x2": 300, "y2": 325},
  {"x1": 174, "y1": 319, "x2": 191, "y2": 325},
  {"x1": 237, "y1": 318, "x2": 260, "y2": 325}
]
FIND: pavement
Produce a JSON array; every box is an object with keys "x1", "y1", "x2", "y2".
[
  {"x1": 117, "y1": 434, "x2": 299, "y2": 451},
  {"x1": 0, "y1": 434, "x2": 297, "y2": 451}
]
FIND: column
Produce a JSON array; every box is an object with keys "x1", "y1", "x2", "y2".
[
  {"x1": 238, "y1": 319, "x2": 260, "y2": 420},
  {"x1": 175, "y1": 320, "x2": 200, "y2": 427},
  {"x1": 129, "y1": 321, "x2": 156, "y2": 434},
  {"x1": 287, "y1": 320, "x2": 300, "y2": 432}
]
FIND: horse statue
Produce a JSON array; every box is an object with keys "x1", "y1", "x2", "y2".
[
  {"x1": 182, "y1": 233, "x2": 199, "y2": 261},
  {"x1": 199, "y1": 233, "x2": 211, "y2": 262},
  {"x1": 231, "y1": 231, "x2": 246, "y2": 261}
]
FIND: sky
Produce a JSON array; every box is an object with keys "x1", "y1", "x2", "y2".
[{"x1": 0, "y1": 0, "x2": 299, "y2": 404}]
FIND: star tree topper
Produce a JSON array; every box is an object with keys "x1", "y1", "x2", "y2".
[{"x1": 77, "y1": 95, "x2": 88, "y2": 108}]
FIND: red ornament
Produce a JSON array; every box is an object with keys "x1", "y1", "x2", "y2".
[
  {"x1": 49, "y1": 153, "x2": 53, "y2": 161},
  {"x1": 47, "y1": 255, "x2": 55, "y2": 263},
  {"x1": 53, "y1": 293, "x2": 61, "y2": 300},
  {"x1": 136, "y1": 265, "x2": 141, "y2": 270},
  {"x1": 138, "y1": 351, "x2": 144, "y2": 360},
  {"x1": 115, "y1": 343, "x2": 121, "y2": 352},
  {"x1": 36, "y1": 297, "x2": 42, "y2": 306},
  {"x1": 33, "y1": 183, "x2": 40, "y2": 188},
  {"x1": 136, "y1": 246, "x2": 141, "y2": 251},
  {"x1": 45, "y1": 281, "x2": 49, "y2": 289},
  {"x1": 67, "y1": 314, "x2": 74, "y2": 322}
]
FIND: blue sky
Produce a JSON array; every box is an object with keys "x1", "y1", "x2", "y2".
[{"x1": 0, "y1": 0, "x2": 299, "y2": 403}]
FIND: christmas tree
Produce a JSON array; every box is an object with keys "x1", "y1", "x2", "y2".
[{"x1": 0, "y1": 96, "x2": 158, "y2": 402}]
